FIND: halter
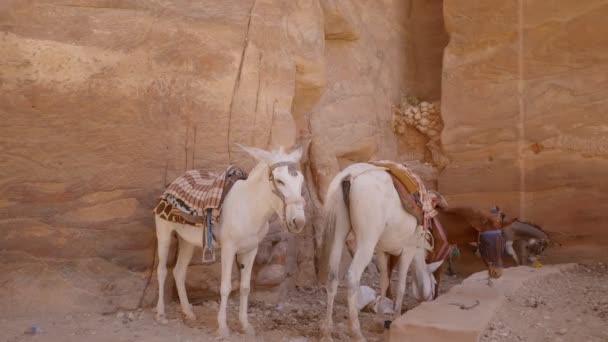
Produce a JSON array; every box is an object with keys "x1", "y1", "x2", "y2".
[
  {"x1": 267, "y1": 161, "x2": 304, "y2": 227},
  {"x1": 478, "y1": 229, "x2": 505, "y2": 268}
]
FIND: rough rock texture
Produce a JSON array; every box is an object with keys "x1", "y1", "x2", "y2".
[
  {"x1": 389, "y1": 264, "x2": 576, "y2": 342},
  {"x1": 439, "y1": 1, "x2": 608, "y2": 245},
  {"x1": 0, "y1": 0, "x2": 442, "y2": 315}
]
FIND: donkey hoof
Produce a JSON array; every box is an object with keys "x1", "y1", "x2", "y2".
[
  {"x1": 353, "y1": 336, "x2": 367, "y2": 342},
  {"x1": 350, "y1": 331, "x2": 366, "y2": 342},
  {"x1": 155, "y1": 314, "x2": 168, "y2": 324},
  {"x1": 243, "y1": 324, "x2": 255, "y2": 336},
  {"x1": 184, "y1": 310, "x2": 197, "y2": 321},
  {"x1": 217, "y1": 327, "x2": 230, "y2": 339}
]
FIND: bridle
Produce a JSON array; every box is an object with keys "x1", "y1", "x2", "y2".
[
  {"x1": 476, "y1": 206, "x2": 509, "y2": 267},
  {"x1": 267, "y1": 161, "x2": 304, "y2": 227},
  {"x1": 478, "y1": 229, "x2": 505, "y2": 268}
]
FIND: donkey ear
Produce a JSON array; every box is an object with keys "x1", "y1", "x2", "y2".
[
  {"x1": 236, "y1": 143, "x2": 275, "y2": 164},
  {"x1": 286, "y1": 144, "x2": 303, "y2": 162},
  {"x1": 427, "y1": 260, "x2": 444, "y2": 273}
]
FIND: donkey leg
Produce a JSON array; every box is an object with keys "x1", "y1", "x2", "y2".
[
  {"x1": 433, "y1": 262, "x2": 445, "y2": 300},
  {"x1": 394, "y1": 250, "x2": 416, "y2": 316},
  {"x1": 155, "y1": 219, "x2": 172, "y2": 324},
  {"x1": 377, "y1": 252, "x2": 389, "y2": 298},
  {"x1": 506, "y1": 240, "x2": 520, "y2": 265},
  {"x1": 386, "y1": 255, "x2": 399, "y2": 299},
  {"x1": 217, "y1": 246, "x2": 235, "y2": 338},
  {"x1": 173, "y1": 237, "x2": 196, "y2": 320},
  {"x1": 237, "y1": 248, "x2": 258, "y2": 336},
  {"x1": 346, "y1": 244, "x2": 375, "y2": 342},
  {"x1": 321, "y1": 228, "x2": 349, "y2": 341}
]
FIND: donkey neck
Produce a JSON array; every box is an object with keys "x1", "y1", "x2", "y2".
[
  {"x1": 235, "y1": 162, "x2": 282, "y2": 225},
  {"x1": 412, "y1": 248, "x2": 428, "y2": 281}
]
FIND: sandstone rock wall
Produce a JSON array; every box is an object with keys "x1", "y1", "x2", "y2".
[
  {"x1": 440, "y1": 1, "x2": 608, "y2": 244},
  {"x1": 0, "y1": 0, "x2": 436, "y2": 315}
]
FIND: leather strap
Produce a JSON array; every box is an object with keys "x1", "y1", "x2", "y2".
[{"x1": 268, "y1": 161, "x2": 302, "y2": 227}]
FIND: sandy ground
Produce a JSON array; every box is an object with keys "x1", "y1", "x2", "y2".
[
  {"x1": 0, "y1": 269, "x2": 464, "y2": 342},
  {"x1": 2, "y1": 242, "x2": 606, "y2": 342},
  {"x1": 481, "y1": 262, "x2": 608, "y2": 342}
]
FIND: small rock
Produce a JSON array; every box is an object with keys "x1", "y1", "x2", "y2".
[
  {"x1": 288, "y1": 338, "x2": 310, "y2": 342},
  {"x1": 127, "y1": 312, "x2": 134, "y2": 320},
  {"x1": 116, "y1": 312, "x2": 125, "y2": 319},
  {"x1": 369, "y1": 296, "x2": 394, "y2": 315},
  {"x1": 205, "y1": 301, "x2": 219, "y2": 310},
  {"x1": 556, "y1": 329, "x2": 568, "y2": 335},
  {"x1": 24, "y1": 326, "x2": 38, "y2": 335},
  {"x1": 355, "y1": 286, "x2": 376, "y2": 311}
]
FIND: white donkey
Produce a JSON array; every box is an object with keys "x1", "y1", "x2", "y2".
[
  {"x1": 154, "y1": 144, "x2": 306, "y2": 338},
  {"x1": 320, "y1": 163, "x2": 443, "y2": 342}
]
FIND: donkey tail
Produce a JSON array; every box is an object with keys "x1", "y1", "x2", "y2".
[{"x1": 317, "y1": 173, "x2": 352, "y2": 283}]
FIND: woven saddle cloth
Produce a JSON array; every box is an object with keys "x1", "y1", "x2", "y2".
[{"x1": 153, "y1": 165, "x2": 248, "y2": 228}]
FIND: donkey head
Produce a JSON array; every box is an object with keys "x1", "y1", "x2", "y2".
[
  {"x1": 478, "y1": 230, "x2": 505, "y2": 278},
  {"x1": 412, "y1": 260, "x2": 443, "y2": 302},
  {"x1": 477, "y1": 205, "x2": 507, "y2": 278},
  {"x1": 237, "y1": 144, "x2": 306, "y2": 233}
]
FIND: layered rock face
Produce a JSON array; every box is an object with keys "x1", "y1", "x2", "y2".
[
  {"x1": 440, "y1": 1, "x2": 608, "y2": 244},
  {"x1": 0, "y1": 0, "x2": 438, "y2": 315},
  {"x1": 4, "y1": 0, "x2": 603, "y2": 318}
]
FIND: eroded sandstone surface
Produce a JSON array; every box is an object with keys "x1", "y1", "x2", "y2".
[
  {"x1": 440, "y1": 0, "x2": 608, "y2": 244},
  {"x1": 0, "y1": 0, "x2": 444, "y2": 315},
  {"x1": 1, "y1": 0, "x2": 606, "y2": 318}
]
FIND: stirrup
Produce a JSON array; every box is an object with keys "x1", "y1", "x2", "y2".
[{"x1": 202, "y1": 246, "x2": 216, "y2": 263}]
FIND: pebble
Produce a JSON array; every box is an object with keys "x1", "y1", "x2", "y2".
[
  {"x1": 116, "y1": 312, "x2": 125, "y2": 319},
  {"x1": 556, "y1": 329, "x2": 568, "y2": 335},
  {"x1": 288, "y1": 338, "x2": 310, "y2": 342}
]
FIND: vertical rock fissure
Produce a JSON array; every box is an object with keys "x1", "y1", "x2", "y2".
[
  {"x1": 227, "y1": 0, "x2": 258, "y2": 163},
  {"x1": 517, "y1": 0, "x2": 526, "y2": 218}
]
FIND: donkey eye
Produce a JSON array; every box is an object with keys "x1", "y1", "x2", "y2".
[{"x1": 277, "y1": 180, "x2": 285, "y2": 186}]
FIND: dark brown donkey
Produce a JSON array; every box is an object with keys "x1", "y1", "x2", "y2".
[{"x1": 381, "y1": 206, "x2": 517, "y2": 299}]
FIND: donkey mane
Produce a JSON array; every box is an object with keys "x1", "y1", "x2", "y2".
[
  {"x1": 441, "y1": 206, "x2": 501, "y2": 231},
  {"x1": 514, "y1": 218, "x2": 545, "y2": 232}
]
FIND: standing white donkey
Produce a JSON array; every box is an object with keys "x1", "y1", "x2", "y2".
[
  {"x1": 320, "y1": 163, "x2": 442, "y2": 342},
  {"x1": 154, "y1": 144, "x2": 306, "y2": 338}
]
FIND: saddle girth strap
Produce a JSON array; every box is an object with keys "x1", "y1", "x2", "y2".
[{"x1": 202, "y1": 208, "x2": 216, "y2": 263}]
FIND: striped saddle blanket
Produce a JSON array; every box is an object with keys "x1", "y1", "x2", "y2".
[{"x1": 153, "y1": 165, "x2": 248, "y2": 227}]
